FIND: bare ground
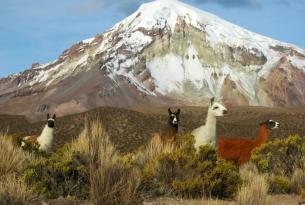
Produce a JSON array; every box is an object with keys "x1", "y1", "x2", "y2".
[{"x1": 144, "y1": 194, "x2": 303, "y2": 205}]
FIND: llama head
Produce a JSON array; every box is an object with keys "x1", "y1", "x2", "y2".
[
  {"x1": 47, "y1": 113, "x2": 56, "y2": 128},
  {"x1": 168, "y1": 108, "x2": 180, "y2": 127},
  {"x1": 208, "y1": 97, "x2": 228, "y2": 117},
  {"x1": 260, "y1": 120, "x2": 279, "y2": 130}
]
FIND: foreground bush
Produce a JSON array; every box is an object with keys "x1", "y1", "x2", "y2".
[
  {"x1": 139, "y1": 134, "x2": 241, "y2": 199},
  {"x1": 24, "y1": 145, "x2": 89, "y2": 199},
  {"x1": 267, "y1": 175, "x2": 291, "y2": 194},
  {"x1": 251, "y1": 134, "x2": 305, "y2": 176},
  {"x1": 23, "y1": 120, "x2": 141, "y2": 205}
]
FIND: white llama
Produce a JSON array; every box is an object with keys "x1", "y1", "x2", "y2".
[
  {"x1": 191, "y1": 98, "x2": 227, "y2": 150},
  {"x1": 21, "y1": 113, "x2": 56, "y2": 152}
]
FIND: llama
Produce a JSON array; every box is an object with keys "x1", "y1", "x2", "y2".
[
  {"x1": 21, "y1": 113, "x2": 56, "y2": 152},
  {"x1": 217, "y1": 120, "x2": 279, "y2": 165},
  {"x1": 192, "y1": 97, "x2": 227, "y2": 150},
  {"x1": 160, "y1": 108, "x2": 180, "y2": 144}
]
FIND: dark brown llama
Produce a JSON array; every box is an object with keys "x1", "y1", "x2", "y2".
[{"x1": 160, "y1": 108, "x2": 180, "y2": 144}]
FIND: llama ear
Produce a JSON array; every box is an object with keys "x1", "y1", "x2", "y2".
[
  {"x1": 210, "y1": 97, "x2": 215, "y2": 106},
  {"x1": 47, "y1": 113, "x2": 50, "y2": 119},
  {"x1": 177, "y1": 108, "x2": 180, "y2": 114},
  {"x1": 168, "y1": 108, "x2": 172, "y2": 114},
  {"x1": 53, "y1": 114, "x2": 56, "y2": 119}
]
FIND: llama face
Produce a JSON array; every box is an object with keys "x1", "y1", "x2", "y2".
[
  {"x1": 47, "y1": 113, "x2": 56, "y2": 128},
  {"x1": 48, "y1": 119, "x2": 55, "y2": 128},
  {"x1": 261, "y1": 120, "x2": 279, "y2": 130},
  {"x1": 209, "y1": 98, "x2": 228, "y2": 117},
  {"x1": 168, "y1": 108, "x2": 180, "y2": 127}
]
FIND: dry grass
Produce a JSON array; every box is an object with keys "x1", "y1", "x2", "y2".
[
  {"x1": 0, "y1": 174, "x2": 39, "y2": 205},
  {"x1": 0, "y1": 133, "x2": 32, "y2": 176},
  {"x1": 69, "y1": 123, "x2": 90, "y2": 157},
  {"x1": 87, "y1": 120, "x2": 141, "y2": 205},
  {"x1": 132, "y1": 134, "x2": 175, "y2": 169},
  {"x1": 186, "y1": 198, "x2": 236, "y2": 205},
  {"x1": 291, "y1": 168, "x2": 305, "y2": 194},
  {"x1": 0, "y1": 133, "x2": 39, "y2": 204},
  {"x1": 237, "y1": 163, "x2": 270, "y2": 205}
]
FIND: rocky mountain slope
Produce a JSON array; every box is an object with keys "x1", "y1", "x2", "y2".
[{"x1": 0, "y1": 0, "x2": 305, "y2": 118}]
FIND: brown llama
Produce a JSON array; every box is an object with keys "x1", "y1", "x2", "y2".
[{"x1": 217, "y1": 120, "x2": 279, "y2": 165}]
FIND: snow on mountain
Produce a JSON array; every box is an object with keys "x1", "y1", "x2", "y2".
[{"x1": 0, "y1": 0, "x2": 305, "y2": 118}]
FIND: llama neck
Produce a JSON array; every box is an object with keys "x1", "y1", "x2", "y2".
[
  {"x1": 40, "y1": 125, "x2": 54, "y2": 137},
  {"x1": 254, "y1": 125, "x2": 269, "y2": 146},
  {"x1": 205, "y1": 111, "x2": 217, "y2": 148},
  {"x1": 37, "y1": 125, "x2": 54, "y2": 150},
  {"x1": 167, "y1": 122, "x2": 178, "y2": 135}
]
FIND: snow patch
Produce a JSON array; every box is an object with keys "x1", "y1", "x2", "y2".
[
  {"x1": 82, "y1": 37, "x2": 95, "y2": 44},
  {"x1": 147, "y1": 53, "x2": 184, "y2": 94}
]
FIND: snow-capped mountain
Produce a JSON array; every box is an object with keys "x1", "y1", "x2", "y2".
[{"x1": 1, "y1": 0, "x2": 305, "y2": 118}]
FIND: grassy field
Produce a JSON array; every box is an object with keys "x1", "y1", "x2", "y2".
[
  {"x1": 1, "y1": 106, "x2": 305, "y2": 152},
  {"x1": 0, "y1": 112, "x2": 305, "y2": 205}
]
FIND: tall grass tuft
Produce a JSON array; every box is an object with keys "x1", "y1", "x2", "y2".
[
  {"x1": 0, "y1": 133, "x2": 31, "y2": 176},
  {"x1": 88, "y1": 120, "x2": 141, "y2": 205},
  {"x1": 291, "y1": 168, "x2": 305, "y2": 194},
  {"x1": 237, "y1": 163, "x2": 269, "y2": 205},
  {"x1": 0, "y1": 174, "x2": 39, "y2": 205},
  {"x1": 132, "y1": 133, "x2": 176, "y2": 170}
]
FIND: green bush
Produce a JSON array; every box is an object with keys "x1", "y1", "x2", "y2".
[
  {"x1": 23, "y1": 145, "x2": 89, "y2": 199},
  {"x1": 251, "y1": 134, "x2": 305, "y2": 176},
  {"x1": 138, "y1": 134, "x2": 241, "y2": 199},
  {"x1": 267, "y1": 175, "x2": 291, "y2": 194},
  {"x1": 202, "y1": 158, "x2": 241, "y2": 198}
]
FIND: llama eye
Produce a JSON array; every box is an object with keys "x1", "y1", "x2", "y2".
[{"x1": 213, "y1": 106, "x2": 219, "y2": 110}]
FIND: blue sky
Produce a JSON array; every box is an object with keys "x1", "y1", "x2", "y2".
[{"x1": 0, "y1": 0, "x2": 304, "y2": 77}]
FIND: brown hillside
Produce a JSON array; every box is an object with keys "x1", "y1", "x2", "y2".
[{"x1": 1, "y1": 106, "x2": 305, "y2": 153}]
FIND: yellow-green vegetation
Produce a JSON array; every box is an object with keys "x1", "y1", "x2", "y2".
[
  {"x1": 2, "y1": 119, "x2": 305, "y2": 204},
  {"x1": 267, "y1": 175, "x2": 291, "y2": 194},
  {"x1": 251, "y1": 134, "x2": 305, "y2": 176},
  {"x1": 138, "y1": 134, "x2": 241, "y2": 199},
  {"x1": 23, "y1": 120, "x2": 141, "y2": 205},
  {"x1": 23, "y1": 145, "x2": 89, "y2": 199},
  {"x1": 251, "y1": 134, "x2": 305, "y2": 195}
]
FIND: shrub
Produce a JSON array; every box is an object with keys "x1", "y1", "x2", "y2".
[
  {"x1": 204, "y1": 158, "x2": 241, "y2": 199},
  {"x1": 22, "y1": 119, "x2": 142, "y2": 204},
  {"x1": 237, "y1": 164, "x2": 269, "y2": 205},
  {"x1": 139, "y1": 134, "x2": 241, "y2": 199},
  {"x1": 251, "y1": 134, "x2": 305, "y2": 176},
  {"x1": 24, "y1": 145, "x2": 89, "y2": 199},
  {"x1": 267, "y1": 175, "x2": 291, "y2": 194},
  {"x1": 0, "y1": 174, "x2": 39, "y2": 205}
]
